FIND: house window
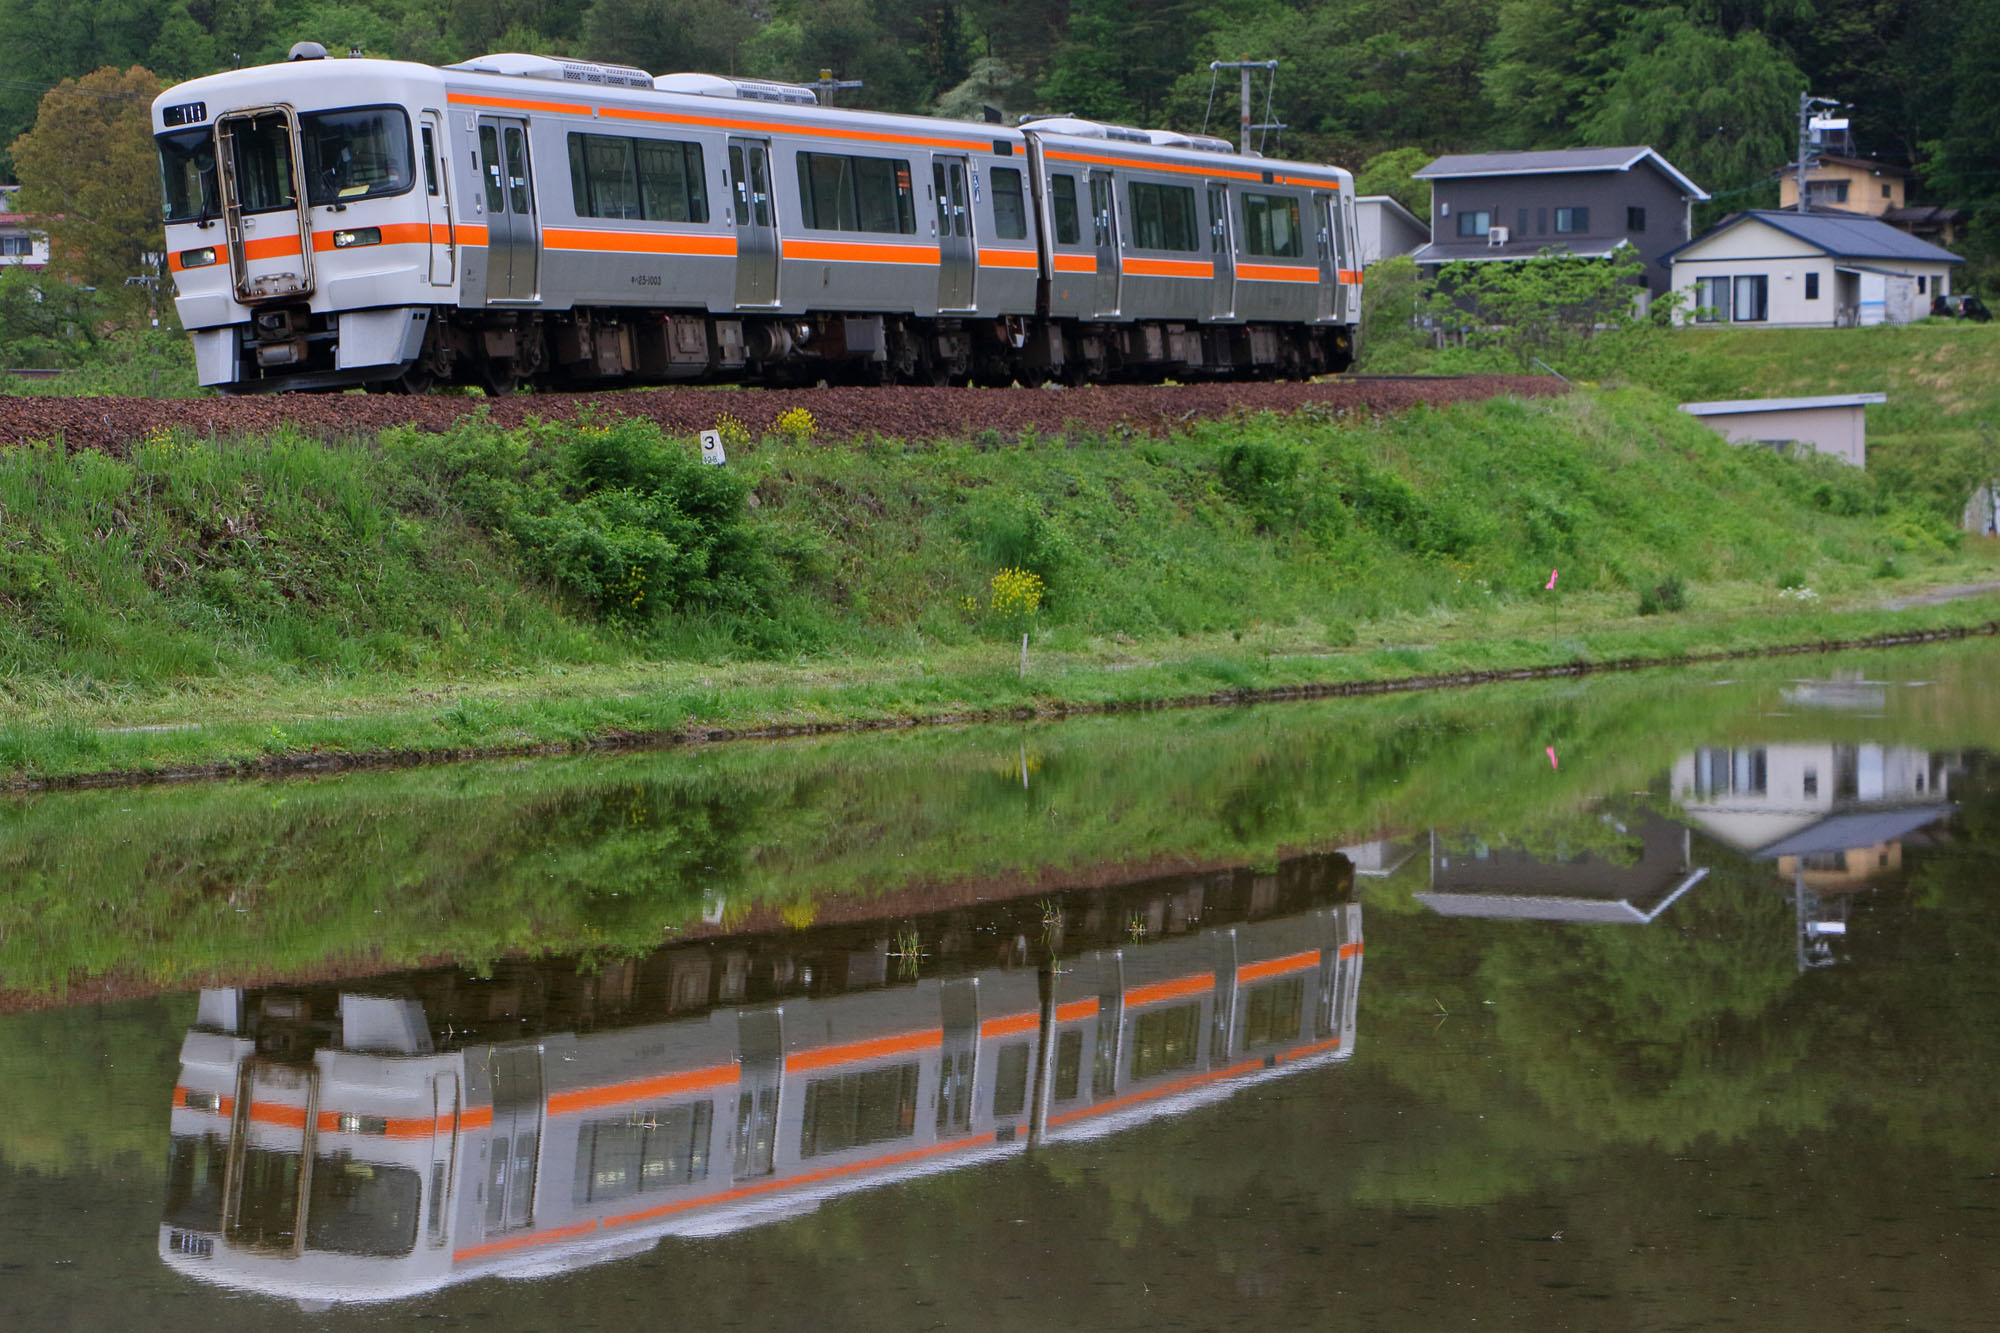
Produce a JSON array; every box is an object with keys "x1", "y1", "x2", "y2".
[
  {"x1": 1536, "y1": 207, "x2": 1547, "y2": 235},
  {"x1": 1882, "y1": 183, "x2": 1892, "y2": 198},
  {"x1": 0, "y1": 235, "x2": 31, "y2": 256},
  {"x1": 1733, "y1": 274, "x2": 1768, "y2": 322},
  {"x1": 1517, "y1": 207, "x2": 1528, "y2": 236},
  {"x1": 1627, "y1": 206, "x2": 1645, "y2": 233},
  {"x1": 1554, "y1": 207, "x2": 1588, "y2": 233},
  {"x1": 1918, "y1": 275, "x2": 1927, "y2": 293},
  {"x1": 1805, "y1": 271, "x2": 1820, "y2": 300},
  {"x1": 1807, "y1": 179, "x2": 1849, "y2": 205},
  {"x1": 1455, "y1": 209, "x2": 1493, "y2": 238},
  {"x1": 1694, "y1": 275, "x2": 1729, "y2": 322}
]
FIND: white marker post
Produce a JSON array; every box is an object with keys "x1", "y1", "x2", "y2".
[{"x1": 699, "y1": 429, "x2": 726, "y2": 466}]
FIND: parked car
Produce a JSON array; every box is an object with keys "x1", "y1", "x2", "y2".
[{"x1": 1931, "y1": 293, "x2": 1992, "y2": 321}]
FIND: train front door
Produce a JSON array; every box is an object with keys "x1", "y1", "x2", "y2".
[
  {"x1": 419, "y1": 111, "x2": 454, "y2": 287},
  {"x1": 476, "y1": 116, "x2": 538, "y2": 302},
  {"x1": 1088, "y1": 168, "x2": 1121, "y2": 317},
  {"x1": 728, "y1": 138, "x2": 779, "y2": 307},
  {"x1": 1207, "y1": 182, "x2": 1235, "y2": 320},
  {"x1": 932, "y1": 154, "x2": 976, "y2": 312}
]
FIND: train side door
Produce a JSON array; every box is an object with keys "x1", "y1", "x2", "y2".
[
  {"x1": 932, "y1": 154, "x2": 976, "y2": 312},
  {"x1": 1313, "y1": 191, "x2": 1340, "y2": 322},
  {"x1": 481, "y1": 1046, "x2": 543, "y2": 1238},
  {"x1": 728, "y1": 138, "x2": 779, "y2": 308},
  {"x1": 419, "y1": 111, "x2": 454, "y2": 287},
  {"x1": 1088, "y1": 168, "x2": 1121, "y2": 317},
  {"x1": 1340, "y1": 191, "x2": 1359, "y2": 323},
  {"x1": 1207, "y1": 182, "x2": 1235, "y2": 320},
  {"x1": 476, "y1": 116, "x2": 539, "y2": 302},
  {"x1": 733, "y1": 1009, "x2": 782, "y2": 1178}
]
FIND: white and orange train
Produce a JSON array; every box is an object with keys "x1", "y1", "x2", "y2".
[
  {"x1": 151, "y1": 45, "x2": 1362, "y2": 394},
  {"x1": 158, "y1": 875, "x2": 1362, "y2": 1304}
]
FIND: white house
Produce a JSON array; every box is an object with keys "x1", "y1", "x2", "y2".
[
  {"x1": 0, "y1": 185, "x2": 48, "y2": 270},
  {"x1": 1353, "y1": 195, "x2": 1429, "y2": 267},
  {"x1": 1663, "y1": 210, "x2": 1961, "y2": 327}
]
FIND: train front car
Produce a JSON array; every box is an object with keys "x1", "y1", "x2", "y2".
[{"x1": 154, "y1": 48, "x2": 454, "y2": 393}]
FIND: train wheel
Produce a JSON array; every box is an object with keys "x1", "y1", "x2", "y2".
[{"x1": 480, "y1": 360, "x2": 519, "y2": 397}]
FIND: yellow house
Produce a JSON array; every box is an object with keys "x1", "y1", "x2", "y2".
[{"x1": 1777, "y1": 153, "x2": 1907, "y2": 214}]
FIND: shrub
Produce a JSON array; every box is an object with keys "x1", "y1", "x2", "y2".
[{"x1": 1637, "y1": 573, "x2": 1688, "y2": 616}]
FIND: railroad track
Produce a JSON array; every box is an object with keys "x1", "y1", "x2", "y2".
[{"x1": 0, "y1": 375, "x2": 1567, "y2": 455}]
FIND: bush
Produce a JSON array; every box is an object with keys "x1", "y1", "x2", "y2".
[{"x1": 1637, "y1": 574, "x2": 1688, "y2": 616}]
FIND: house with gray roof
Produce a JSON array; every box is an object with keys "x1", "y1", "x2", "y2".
[
  {"x1": 1661, "y1": 210, "x2": 1963, "y2": 327},
  {"x1": 1408, "y1": 146, "x2": 1709, "y2": 300}
]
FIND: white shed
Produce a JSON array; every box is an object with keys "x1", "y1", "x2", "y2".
[
  {"x1": 1678, "y1": 392, "x2": 1886, "y2": 467},
  {"x1": 1662, "y1": 210, "x2": 1961, "y2": 328},
  {"x1": 1353, "y1": 195, "x2": 1430, "y2": 267}
]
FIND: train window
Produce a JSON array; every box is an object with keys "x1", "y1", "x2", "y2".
[
  {"x1": 992, "y1": 1042, "x2": 1030, "y2": 1117},
  {"x1": 572, "y1": 134, "x2": 711, "y2": 224},
  {"x1": 799, "y1": 151, "x2": 916, "y2": 234},
  {"x1": 799, "y1": 1064, "x2": 920, "y2": 1157},
  {"x1": 728, "y1": 145, "x2": 750, "y2": 226},
  {"x1": 480, "y1": 126, "x2": 505, "y2": 214},
  {"x1": 746, "y1": 144, "x2": 773, "y2": 227},
  {"x1": 1127, "y1": 181, "x2": 1199, "y2": 251},
  {"x1": 635, "y1": 139, "x2": 708, "y2": 223},
  {"x1": 1049, "y1": 173, "x2": 1081, "y2": 246},
  {"x1": 163, "y1": 1133, "x2": 228, "y2": 1231},
  {"x1": 1053, "y1": 1029, "x2": 1083, "y2": 1100},
  {"x1": 157, "y1": 130, "x2": 219, "y2": 223},
  {"x1": 1243, "y1": 977, "x2": 1305, "y2": 1047},
  {"x1": 504, "y1": 128, "x2": 531, "y2": 215},
  {"x1": 229, "y1": 112, "x2": 297, "y2": 214},
  {"x1": 1241, "y1": 191, "x2": 1304, "y2": 259},
  {"x1": 421, "y1": 126, "x2": 439, "y2": 197},
  {"x1": 1131, "y1": 1003, "x2": 1201, "y2": 1079},
  {"x1": 300, "y1": 107, "x2": 413, "y2": 207},
  {"x1": 571, "y1": 133, "x2": 640, "y2": 219},
  {"x1": 572, "y1": 1103, "x2": 715, "y2": 1204}
]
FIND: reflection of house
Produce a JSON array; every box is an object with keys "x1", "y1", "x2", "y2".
[
  {"x1": 1672, "y1": 742, "x2": 1954, "y2": 887},
  {"x1": 1664, "y1": 211, "x2": 1962, "y2": 327},
  {"x1": 1337, "y1": 837, "x2": 1418, "y2": 878},
  {"x1": 158, "y1": 857, "x2": 1363, "y2": 1305},
  {"x1": 0, "y1": 185, "x2": 48, "y2": 269},
  {"x1": 1416, "y1": 812, "x2": 1706, "y2": 924}
]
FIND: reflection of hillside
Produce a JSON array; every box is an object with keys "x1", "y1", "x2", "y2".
[{"x1": 157, "y1": 856, "x2": 1362, "y2": 1306}]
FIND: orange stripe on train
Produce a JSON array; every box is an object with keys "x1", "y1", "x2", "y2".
[{"x1": 1237, "y1": 949, "x2": 1320, "y2": 985}]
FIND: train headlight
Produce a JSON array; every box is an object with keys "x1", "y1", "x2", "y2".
[
  {"x1": 331, "y1": 227, "x2": 381, "y2": 249},
  {"x1": 177, "y1": 246, "x2": 216, "y2": 269}
]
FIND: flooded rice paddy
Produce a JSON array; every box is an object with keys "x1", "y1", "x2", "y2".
[{"x1": 2, "y1": 639, "x2": 1998, "y2": 1329}]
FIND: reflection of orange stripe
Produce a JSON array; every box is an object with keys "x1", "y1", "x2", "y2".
[
  {"x1": 1054, "y1": 998, "x2": 1099, "y2": 1023},
  {"x1": 248, "y1": 1101, "x2": 309, "y2": 1129},
  {"x1": 547, "y1": 1064, "x2": 739, "y2": 1116},
  {"x1": 173, "y1": 1085, "x2": 234, "y2": 1116},
  {"x1": 1276, "y1": 1037, "x2": 1343, "y2": 1063},
  {"x1": 542, "y1": 227, "x2": 737, "y2": 257},
  {"x1": 1237, "y1": 950, "x2": 1320, "y2": 985},
  {"x1": 1337, "y1": 941, "x2": 1364, "y2": 959},
  {"x1": 1049, "y1": 1058, "x2": 1262, "y2": 1126},
  {"x1": 315, "y1": 1110, "x2": 458, "y2": 1139},
  {"x1": 1238, "y1": 262, "x2": 1319, "y2": 284},
  {"x1": 1124, "y1": 256, "x2": 1213, "y2": 279},
  {"x1": 785, "y1": 239, "x2": 941, "y2": 265},
  {"x1": 978, "y1": 248, "x2": 1038, "y2": 269},
  {"x1": 453, "y1": 1218, "x2": 600, "y2": 1262},
  {"x1": 459, "y1": 1106, "x2": 493, "y2": 1130},
  {"x1": 1338, "y1": 269, "x2": 1364, "y2": 284},
  {"x1": 1125, "y1": 973, "x2": 1213, "y2": 1008},
  {"x1": 598, "y1": 104, "x2": 990, "y2": 152},
  {"x1": 785, "y1": 1028, "x2": 941, "y2": 1073},
  {"x1": 448, "y1": 92, "x2": 592, "y2": 115},
  {"x1": 980, "y1": 1012, "x2": 1038, "y2": 1039}
]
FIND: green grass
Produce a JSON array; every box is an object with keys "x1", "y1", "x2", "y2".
[{"x1": 0, "y1": 384, "x2": 1995, "y2": 781}]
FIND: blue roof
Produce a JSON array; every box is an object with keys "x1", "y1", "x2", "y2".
[{"x1": 1662, "y1": 209, "x2": 1964, "y2": 267}]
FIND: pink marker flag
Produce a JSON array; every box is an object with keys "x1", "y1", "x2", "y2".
[
  {"x1": 1546, "y1": 747, "x2": 1559, "y2": 770},
  {"x1": 1545, "y1": 568, "x2": 1559, "y2": 590}
]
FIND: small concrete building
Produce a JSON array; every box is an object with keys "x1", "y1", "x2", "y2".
[
  {"x1": 1664, "y1": 210, "x2": 1961, "y2": 327},
  {"x1": 1678, "y1": 392, "x2": 1886, "y2": 467},
  {"x1": 1353, "y1": 195, "x2": 1429, "y2": 267}
]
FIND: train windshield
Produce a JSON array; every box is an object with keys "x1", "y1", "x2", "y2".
[
  {"x1": 227, "y1": 112, "x2": 298, "y2": 215},
  {"x1": 300, "y1": 107, "x2": 413, "y2": 207},
  {"x1": 162, "y1": 1133, "x2": 228, "y2": 1232},
  {"x1": 156, "y1": 129, "x2": 218, "y2": 223},
  {"x1": 305, "y1": 1154, "x2": 421, "y2": 1257}
]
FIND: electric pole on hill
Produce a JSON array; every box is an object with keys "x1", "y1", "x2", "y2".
[
  {"x1": 1209, "y1": 59, "x2": 1282, "y2": 156},
  {"x1": 1796, "y1": 91, "x2": 1844, "y2": 213}
]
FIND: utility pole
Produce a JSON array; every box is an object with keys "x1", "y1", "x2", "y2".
[
  {"x1": 1210, "y1": 59, "x2": 1280, "y2": 156},
  {"x1": 812, "y1": 67, "x2": 863, "y2": 106},
  {"x1": 1796, "y1": 92, "x2": 1843, "y2": 213}
]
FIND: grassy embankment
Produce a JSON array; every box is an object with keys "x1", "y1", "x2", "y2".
[{"x1": 0, "y1": 371, "x2": 1996, "y2": 783}]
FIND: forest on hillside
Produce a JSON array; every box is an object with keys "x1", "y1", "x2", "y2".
[{"x1": 3, "y1": 0, "x2": 2000, "y2": 258}]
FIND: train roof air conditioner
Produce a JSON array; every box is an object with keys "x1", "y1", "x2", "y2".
[
  {"x1": 447, "y1": 52, "x2": 655, "y2": 89},
  {"x1": 653, "y1": 72, "x2": 820, "y2": 105},
  {"x1": 1488, "y1": 225, "x2": 1510, "y2": 246}
]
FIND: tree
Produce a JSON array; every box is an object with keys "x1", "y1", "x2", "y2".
[
  {"x1": 10, "y1": 66, "x2": 163, "y2": 311},
  {"x1": 1356, "y1": 146, "x2": 1433, "y2": 218},
  {"x1": 1422, "y1": 249, "x2": 1653, "y2": 373}
]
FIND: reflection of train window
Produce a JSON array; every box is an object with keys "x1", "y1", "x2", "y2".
[
  {"x1": 231, "y1": 1149, "x2": 305, "y2": 1250},
  {"x1": 1244, "y1": 979, "x2": 1305, "y2": 1048},
  {"x1": 936, "y1": 1049, "x2": 974, "y2": 1134},
  {"x1": 1132, "y1": 1004, "x2": 1200, "y2": 1079},
  {"x1": 306, "y1": 1154, "x2": 422, "y2": 1257},
  {"x1": 1054, "y1": 1030, "x2": 1083, "y2": 1101},
  {"x1": 163, "y1": 1134, "x2": 228, "y2": 1232},
  {"x1": 572, "y1": 1103, "x2": 714, "y2": 1205},
  {"x1": 733, "y1": 1088, "x2": 778, "y2": 1178},
  {"x1": 800, "y1": 1065, "x2": 920, "y2": 1157},
  {"x1": 992, "y1": 1042, "x2": 1030, "y2": 1118}
]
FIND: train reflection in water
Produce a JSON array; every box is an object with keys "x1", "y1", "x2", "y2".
[{"x1": 160, "y1": 855, "x2": 1363, "y2": 1305}]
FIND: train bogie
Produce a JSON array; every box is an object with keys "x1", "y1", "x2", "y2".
[{"x1": 153, "y1": 50, "x2": 1360, "y2": 395}]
